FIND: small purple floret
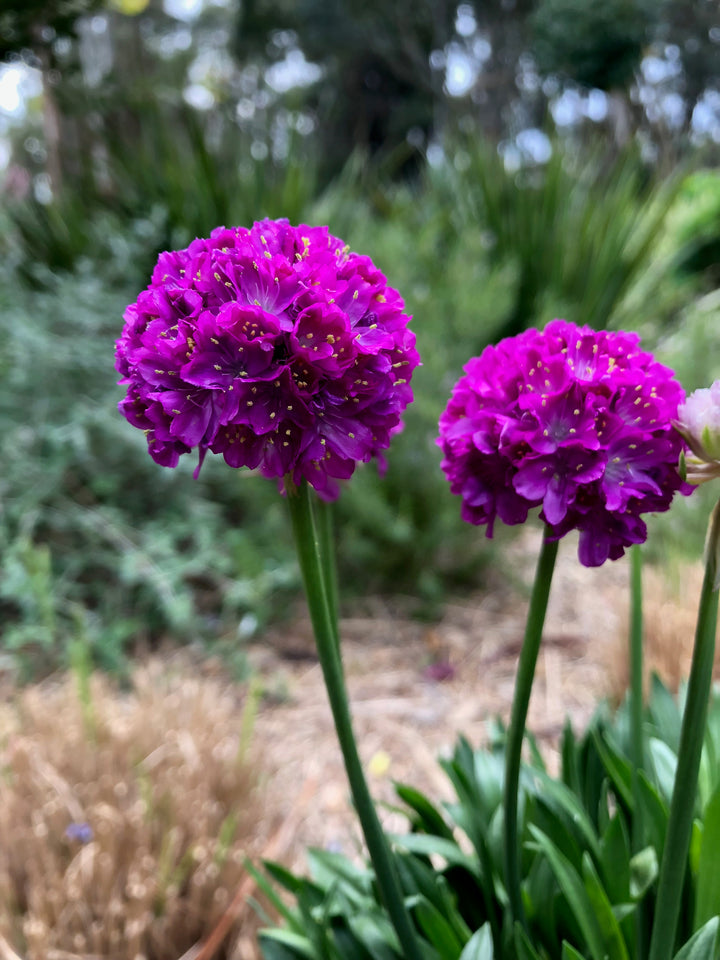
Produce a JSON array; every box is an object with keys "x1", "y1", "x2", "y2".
[
  {"x1": 115, "y1": 220, "x2": 420, "y2": 498},
  {"x1": 65, "y1": 821, "x2": 93, "y2": 843},
  {"x1": 438, "y1": 319, "x2": 691, "y2": 567}
]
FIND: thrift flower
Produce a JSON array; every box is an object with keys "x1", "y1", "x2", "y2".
[
  {"x1": 675, "y1": 381, "x2": 720, "y2": 485},
  {"x1": 438, "y1": 319, "x2": 691, "y2": 566},
  {"x1": 116, "y1": 220, "x2": 420, "y2": 498}
]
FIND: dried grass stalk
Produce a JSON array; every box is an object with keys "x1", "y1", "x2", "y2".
[
  {"x1": 0, "y1": 658, "x2": 268, "y2": 960},
  {"x1": 606, "y1": 561, "x2": 720, "y2": 700}
]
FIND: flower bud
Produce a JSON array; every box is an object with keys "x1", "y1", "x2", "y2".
[{"x1": 675, "y1": 382, "x2": 720, "y2": 485}]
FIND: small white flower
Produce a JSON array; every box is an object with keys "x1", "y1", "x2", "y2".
[{"x1": 675, "y1": 381, "x2": 720, "y2": 484}]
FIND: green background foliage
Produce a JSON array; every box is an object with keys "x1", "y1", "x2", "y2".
[{"x1": 1, "y1": 0, "x2": 719, "y2": 676}]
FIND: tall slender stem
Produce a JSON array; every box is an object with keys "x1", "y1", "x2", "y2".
[
  {"x1": 648, "y1": 499, "x2": 720, "y2": 960},
  {"x1": 286, "y1": 480, "x2": 424, "y2": 960},
  {"x1": 629, "y1": 545, "x2": 648, "y2": 960},
  {"x1": 503, "y1": 525, "x2": 559, "y2": 930},
  {"x1": 315, "y1": 498, "x2": 340, "y2": 645},
  {"x1": 629, "y1": 545, "x2": 645, "y2": 799}
]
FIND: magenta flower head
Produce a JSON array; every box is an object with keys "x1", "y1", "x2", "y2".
[
  {"x1": 115, "y1": 220, "x2": 420, "y2": 498},
  {"x1": 438, "y1": 319, "x2": 692, "y2": 567}
]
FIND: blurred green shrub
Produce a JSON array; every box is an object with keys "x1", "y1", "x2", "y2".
[
  {"x1": 665, "y1": 169, "x2": 720, "y2": 290},
  {"x1": 0, "y1": 137, "x2": 702, "y2": 675},
  {"x1": 313, "y1": 142, "x2": 688, "y2": 601},
  {"x1": 643, "y1": 290, "x2": 720, "y2": 564},
  {"x1": 7, "y1": 95, "x2": 319, "y2": 284},
  {"x1": 447, "y1": 140, "x2": 682, "y2": 341},
  {"x1": 0, "y1": 263, "x2": 295, "y2": 678}
]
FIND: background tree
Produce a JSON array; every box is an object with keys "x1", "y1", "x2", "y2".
[{"x1": 233, "y1": 0, "x2": 457, "y2": 181}]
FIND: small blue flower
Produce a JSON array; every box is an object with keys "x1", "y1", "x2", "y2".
[{"x1": 65, "y1": 821, "x2": 93, "y2": 843}]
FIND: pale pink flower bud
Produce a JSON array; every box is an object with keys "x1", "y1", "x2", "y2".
[{"x1": 675, "y1": 381, "x2": 720, "y2": 484}]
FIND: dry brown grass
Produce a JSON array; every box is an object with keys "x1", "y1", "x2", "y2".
[
  {"x1": 0, "y1": 657, "x2": 270, "y2": 960},
  {"x1": 604, "y1": 561, "x2": 720, "y2": 700}
]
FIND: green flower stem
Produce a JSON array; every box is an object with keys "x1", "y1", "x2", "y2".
[
  {"x1": 503, "y1": 526, "x2": 559, "y2": 930},
  {"x1": 648, "y1": 499, "x2": 720, "y2": 960},
  {"x1": 315, "y1": 498, "x2": 340, "y2": 643},
  {"x1": 286, "y1": 480, "x2": 424, "y2": 960},
  {"x1": 629, "y1": 545, "x2": 644, "y2": 788},
  {"x1": 629, "y1": 545, "x2": 648, "y2": 960},
  {"x1": 629, "y1": 544, "x2": 645, "y2": 850}
]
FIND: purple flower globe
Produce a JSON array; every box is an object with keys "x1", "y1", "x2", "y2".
[
  {"x1": 438, "y1": 319, "x2": 691, "y2": 566},
  {"x1": 116, "y1": 220, "x2": 420, "y2": 498}
]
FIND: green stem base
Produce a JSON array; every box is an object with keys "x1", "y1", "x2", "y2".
[
  {"x1": 286, "y1": 480, "x2": 423, "y2": 960},
  {"x1": 503, "y1": 525, "x2": 559, "y2": 930},
  {"x1": 648, "y1": 500, "x2": 720, "y2": 960}
]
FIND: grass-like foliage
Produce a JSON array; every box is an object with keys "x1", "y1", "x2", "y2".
[
  {"x1": 257, "y1": 678, "x2": 720, "y2": 960},
  {"x1": 0, "y1": 658, "x2": 263, "y2": 959},
  {"x1": 445, "y1": 142, "x2": 682, "y2": 343}
]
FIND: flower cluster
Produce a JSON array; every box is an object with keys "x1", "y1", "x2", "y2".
[
  {"x1": 116, "y1": 220, "x2": 420, "y2": 498},
  {"x1": 438, "y1": 319, "x2": 691, "y2": 566}
]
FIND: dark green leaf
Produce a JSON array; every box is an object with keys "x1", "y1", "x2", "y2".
[
  {"x1": 530, "y1": 793, "x2": 585, "y2": 874},
  {"x1": 247, "y1": 861, "x2": 305, "y2": 932},
  {"x1": 597, "y1": 779, "x2": 612, "y2": 837},
  {"x1": 526, "y1": 730, "x2": 548, "y2": 772},
  {"x1": 394, "y1": 855, "x2": 473, "y2": 944},
  {"x1": 395, "y1": 783, "x2": 455, "y2": 840},
  {"x1": 599, "y1": 814, "x2": 631, "y2": 904},
  {"x1": 524, "y1": 855, "x2": 559, "y2": 943},
  {"x1": 561, "y1": 944, "x2": 589, "y2": 960},
  {"x1": 259, "y1": 929, "x2": 318, "y2": 960},
  {"x1": 636, "y1": 770, "x2": 669, "y2": 859},
  {"x1": 307, "y1": 849, "x2": 374, "y2": 896},
  {"x1": 695, "y1": 786, "x2": 720, "y2": 929},
  {"x1": 263, "y1": 859, "x2": 310, "y2": 897},
  {"x1": 561, "y1": 720, "x2": 581, "y2": 795},
  {"x1": 390, "y1": 834, "x2": 480, "y2": 876},
  {"x1": 514, "y1": 922, "x2": 544, "y2": 960},
  {"x1": 592, "y1": 730, "x2": 633, "y2": 810},
  {"x1": 528, "y1": 826, "x2": 606, "y2": 960},
  {"x1": 411, "y1": 894, "x2": 467, "y2": 959},
  {"x1": 458, "y1": 924, "x2": 494, "y2": 960},
  {"x1": 673, "y1": 917, "x2": 720, "y2": 960},
  {"x1": 347, "y1": 915, "x2": 403, "y2": 960},
  {"x1": 330, "y1": 928, "x2": 375, "y2": 960},
  {"x1": 649, "y1": 737, "x2": 679, "y2": 806},
  {"x1": 648, "y1": 673, "x2": 682, "y2": 752},
  {"x1": 578, "y1": 726, "x2": 612, "y2": 822},
  {"x1": 471, "y1": 749, "x2": 506, "y2": 823},
  {"x1": 581, "y1": 852, "x2": 629, "y2": 960},
  {"x1": 532, "y1": 770, "x2": 602, "y2": 861}
]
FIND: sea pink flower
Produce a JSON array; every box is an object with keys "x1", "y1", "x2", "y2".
[
  {"x1": 116, "y1": 220, "x2": 420, "y2": 498},
  {"x1": 438, "y1": 320, "x2": 691, "y2": 566}
]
